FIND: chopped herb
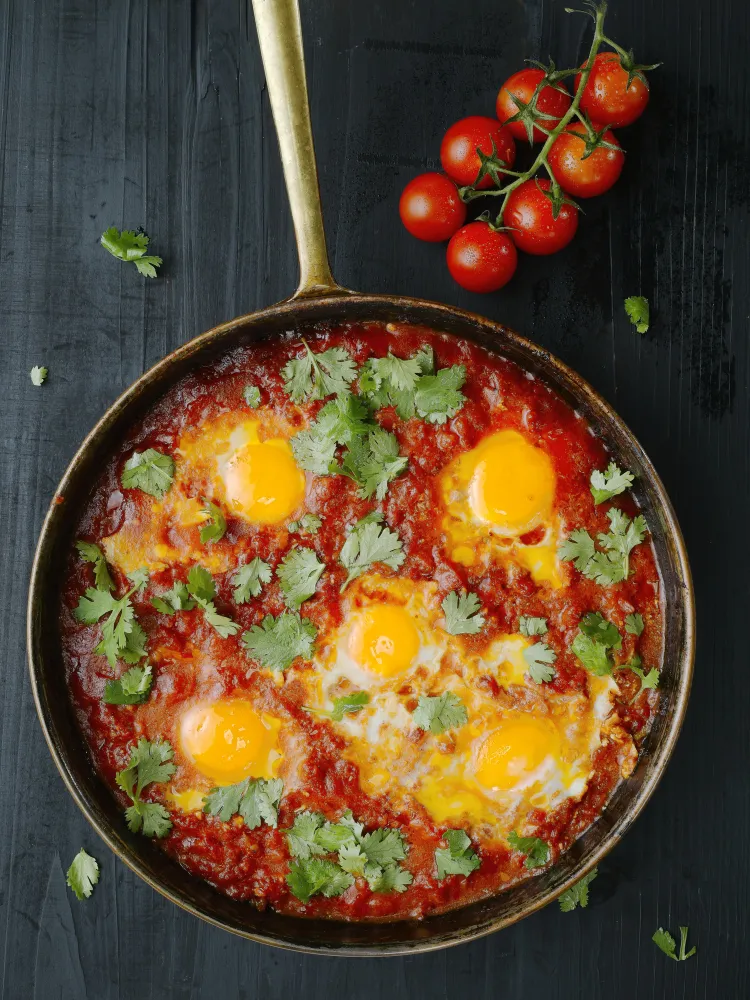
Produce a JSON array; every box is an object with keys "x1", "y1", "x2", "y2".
[
  {"x1": 519, "y1": 615, "x2": 548, "y2": 637},
  {"x1": 66, "y1": 849, "x2": 100, "y2": 901},
  {"x1": 590, "y1": 462, "x2": 634, "y2": 504},
  {"x1": 199, "y1": 499, "x2": 226, "y2": 543},
  {"x1": 74, "y1": 582, "x2": 145, "y2": 668},
  {"x1": 231, "y1": 557, "x2": 272, "y2": 604},
  {"x1": 571, "y1": 632, "x2": 613, "y2": 677},
  {"x1": 625, "y1": 612, "x2": 644, "y2": 636},
  {"x1": 241, "y1": 611, "x2": 316, "y2": 671},
  {"x1": 30, "y1": 365, "x2": 48, "y2": 386},
  {"x1": 75, "y1": 540, "x2": 114, "y2": 593},
  {"x1": 151, "y1": 581, "x2": 196, "y2": 615},
  {"x1": 104, "y1": 663, "x2": 153, "y2": 705},
  {"x1": 127, "y1": 567, "x2": 150, "y2": 591},
  {"x1": 100, "y1": 227, "x2": 162, "y2": 278},
  {"x1": 340, "y1": 427, "x2": 408, "y2": 500},
  {"x1": 121, "y1": 449, "x2": 174, "y2": 499},
  {"x1": 412, "y1": 692, "x2": 468, "y2": 734},
  {"x1": 619, "y1": 654, "x2": 660, "y2": 693},
  {"x1": 441, "y1": 590, "x2": 485, "y2": 635},
  {"x1": 523, "y1": 642, "x2": 557, "y2": 683},
  {"x1": 364, "y1": 863, "x2": 413, "y2": 893},
  {"x1": 507, "y1": 831, "x2": 550, "y2": 870},
  {"x1": 339, "y1": 513, "x2": 404, "y2": 590},
  {"x1": 288, "y1": 513, "x2": 323, "y2": 535},
  {"x1": 277, "y1": 547, "x2": 325, "y2": 610},
  {"x1": 435, "y1": 829, "x2": 481, "y2": 879},
  {"x1": 115, "y1": 738, "x2": 175, "y2": 837},
  {"x1": 579, "y1": 611, "x2": 622, "y2": 649},
  {"x1": 625, "y1": 295, "x2": 650, "y2": 334},
  {"x1": 243, "y1": 384, "x2": 261, "y2": 408},
  {"x1": 304, "y1": 691, "x2": 370, "y2": 722},
  {"x1": 653, "y1": 926, "x2": 696, "y2": 961},
  {"x1": 559, "y1": 508, "x2": 647, "y2": 585},
  {"x1": 559, "y1": 868, "x2": 598, "y2": 911},
  {"x1": 203, "y1": 776, "x2": 283, "y2": 828},
  {"x1": 186, "y1": 565, "x2": 239, "y2": 638},
  {"x1": 282, "y1": 340, "x2": 357, "y2": 403},
  {"x1": 370, "y1": 352, "x2": 423, "y2": 392},
  {"x1": 291, "y1": 394, "x2": 370, "y2": 475},
  {"x1": 286, "y1": 859, "x2": 354, "y2": 903},
  {"x1": 413, "y1": 364, "x2": 467, "y2": 424}
]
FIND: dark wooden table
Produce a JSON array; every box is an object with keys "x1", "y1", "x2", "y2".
[{"x1": 2, "y1": 0, "x2": 747, "y2": 996}]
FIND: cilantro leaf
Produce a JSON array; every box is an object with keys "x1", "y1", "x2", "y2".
[
  {"x1": 304, "y1": 691, "x2": 370, "y2": 722},
  {"x1": 590, "y1": 462, "x2": 635, "y2": 504},
  {"x1": 619, "y1": 654, "x2": 660, "y2": 693},
  {"x1": 339, "y1": 514, "x2": 404, "y2": 590},
  {"x1": 288, "y1": 513, "x2": 323, "y2": 535},
  {"x1": 559, "y1": 868, "x2": 598, "y2": 911},
  {"x1": 121, "y1": 449, "x2": 174, "y2": 498},
  {"x1": 559, "y1": 508, "x2": 647, "y2": 585},
  {"x1": 412, "y1": 692, "x2": 468, "y2": 734},
  {"x1": 100, "y1": 227, "x2": 162, "y2": 277},
  {"x1": 74, "y1": 584, "x2": 144, "y2": 668},
  {"x1": 151, "y1": 580, "x2": 196, "y2": 615},
  {"x1": 625, "y1": 295, "x2": 649, "y2": 334},
  {"x1": 523, "y1": 642, "x2": 557, "y2": 683},
  {"x1": 286, "y1": 811, "x2": 327, "y2": 859},
  {"x1": 104, "y1": 663, "x2": 153, "y2": 705},
  {"x1": 277, "y1": 547, "x2": 325, "y2": 610},
  {"x1": 558, "y1": 528, "x2": 596, "y2": 572},
  {"x1": 115, "y1": 738, "x2": 175, "y2": 838},
  {"x1": 625, "y1": 612, "x2": 644, "y2": 636},
  {"x1": 76, "y1": 540, "x2": 114, "y2": 592},
  {"x1": 203, "y1": 776, "x2": 283, "y2": 829},
  {"x1": 127, "y1": 567, "x2": 150, "y2": 592},
  {"x1": 286, "y1": 859, "x2": 354, "y2": 903},
  {"x1": 370, "y1": 352, "x2": 423, "y2": 392},
  {"x1": 364, "y1": 863, "x2": 413, "y2": 894},
  {"x1": 519, "y1": 615, "x2": 548, "y2": 637},
  {"x1": 580, "y1": 611, "x2": 622, "y2": 649},
  {"x1": 653, "y1": 926, "x2": 696, "y2": 961},
  {"x1": 340, "y1": 427, "x2": 408, "y2": 500},
  {"x1": 243, "y1": 384, "x2": 261, "y2": 408},
  {"x1": 507, "y1": 831, "x2": 550, "y2": 869},
  {"x1": 441, "y1": 590, "x2": 485, "y2": 635},
  {"x1": 66, "y1": 849, "x2": 100, "y2": 901},
  {"x1": 435, "y1": 829, "x2": 481, "y2": 879},
  {"x1": 231, "y1": 558, "x2": 272, "y2": 603},
  {"x1": 30, "y1": 365, "x2": 48, "y2": 386},
  {"x1": 571, "y1": 632, "x2": 613, "y2": 676},
  {"x1": 242, "y1": 611, "x2": 316, "y2": 671},
  {"x1": 338, "y1": 842, "x2": 368, "y2": 875},
  {"x1": 359, "y1": 346, "x2": 435, "y2": 420},
  {"x1": 413, "y1": 364, "x2": 466, "y2": 424},
  {"x1": 186, "y1": 565, "x2": 239, "y2": 638},
  {"x1": 199, "y1": 499, "x2": 226, "y2": 543},
  {"x1": 282, "y1": 340, "x2": 357, "y2": 403},
  {"x1": 359, "y1": 828, "x2": 408, "y2": 866},
  {"x1": 290, "y1": 394, "x2": 370, "y2": 475}
]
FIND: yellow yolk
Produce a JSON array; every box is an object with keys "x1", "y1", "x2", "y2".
[
  {"x1": 223, "y1": 439, "x2": 305, "y2": 524},
  {"x1": 179, "y1": 699, "x2": 282, "y2": 783},
  {"x1": 475, "y1": 716, "x2": 560, "y2": 791},
  {"x1": 468, "y1": 430, "x2": 555, "y2": 534},
  {"x1": 348, "y1": 605, "x2": 420, "y2": 677}
]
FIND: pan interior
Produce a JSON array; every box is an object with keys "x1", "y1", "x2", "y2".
[{"x1": 27, "y1": 294, "x2": 693, "y2": 955}]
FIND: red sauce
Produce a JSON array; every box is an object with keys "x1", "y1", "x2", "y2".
[{"x1": 59, "y1": 321, "x2": 662, "y2": 921}]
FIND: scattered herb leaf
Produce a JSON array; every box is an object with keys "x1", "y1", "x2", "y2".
[
  {"x1": 519, "y1": 615, "x2": 548, "y2": 637},
  {"x1": 590, "y1": 462, "x2": 634, "y2": 504},
  {"x1": 243, "y1": 384, "x2": 261, "y2": 408},
  {"x1": 121, "y1": 449, "x2": 174, "y2": 499},
  {"x1": 653, "y1": 926, "x2": 696, "y2": 961},
  {"x1": 30, "y1": 365, "x2": 48, "y2": 386},
  {"x1": 241, "y1": 611, "x2": 316, "y2": 671},
  {"x1": 435, "y1": 829, "x2": 481, "y2": 879},
  {"x1": 507, "y1": 831, "x2": 550, "y2": 870},
  {"x1": 625, "y1": 612, "x2": 644, "y2": 636},
  {"x1": 625, "y1": 295, "x2": 650, "y2": 334},
  {"x1": 282, "y1": 340, "x2": 357, "y2": 403},
  {"x1": 277, "y1": 547, "x2": 325, "y2": 610},
  {"x1": 339, "y1": 513, "x2": 404, "y2": 590},
  {"x1": 199, "y1": 499, "x2": 227, "y2": 544},
  {"x1": 186, "y1": 565, "x2": 239, "y2": 638},
  {"x1": 100, "y1": 227, "x2": 162, "y2": 278},
  {"x1": 442, "y1": 590, "x2": 485, "y2": 635},
  {"x1": 76, "y1": 540, "x2": 114, "y2": 593},
  {"x1": 231, "y1": 558, "x2": 272, "y2": 604},
  {"x1": 104, "y1": 663, "x2": 153, "y2": 705},
  {"x1": 203, "y1": 776, "x2": 283, "y2": 828},
  {"x1": 66, "y1": 849, "x2": 100, "y2": 901},
  {"x1": 412, "y1": 692, "x2": 468, "y2": 734},
  {"x1": 115, "y1": 738, "x2": 175, "y2": 837},
  {"x1": 523, "y1": 642, "x2": 557, "y2": 683},
  {"x1": 304, "y1": 691, "x2": 370, "y2": 722},
  {"x1": 288, "y1": 513, "x2": 323, "y2": 535},
  {"x1": 559, "y1": 868, "x2": 598, "y2": 911}
]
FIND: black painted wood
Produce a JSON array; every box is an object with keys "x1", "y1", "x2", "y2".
[{"x1": 1, "y1": 0, "x2": 747, "y2": 995}]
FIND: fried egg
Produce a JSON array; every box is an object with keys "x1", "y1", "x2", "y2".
[
  {"x1": 179, "y1": 697, "x2": 283, "y2": 783},
  {"x1": 440, "y1": 428, "x2": 564, "y2": 587}
]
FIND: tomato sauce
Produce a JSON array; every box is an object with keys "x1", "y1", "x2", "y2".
[{"x1": 59, "y1": 321, "x2": 662, "y2": 921}]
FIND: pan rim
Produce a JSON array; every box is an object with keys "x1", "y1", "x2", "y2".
[{"x1": 26, "y1": 291, "x2": 695, "y2": 956}]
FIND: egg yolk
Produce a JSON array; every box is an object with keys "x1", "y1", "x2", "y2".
[
  {"x1": 475, "y1": 716, "x2": 560, "y2": 791},
  {"x1": 223, "y1": 439, "x2": 305, "y2": 524},
  {"x1": 348, "y1": 605, "x2": 420, "y2": 677},
  {"x1": 468, "y1": 430, "x2": 555, "y2": 535},
  {"x1": 180, "y1": 699, "x2": 281, "y2": 783}
]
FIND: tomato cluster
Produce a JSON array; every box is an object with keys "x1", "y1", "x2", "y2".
[{"x1": 399, "y1": 54, "x2": 651, "y2": 293}]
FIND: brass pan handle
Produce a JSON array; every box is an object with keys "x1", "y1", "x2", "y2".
[{"x1": 251, "y1": 0, "x2": 348, "y2": 298}]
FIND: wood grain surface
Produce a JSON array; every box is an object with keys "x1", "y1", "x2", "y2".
[{"x1": 1, "y1": 0, "x2": 748, "y2": 996}]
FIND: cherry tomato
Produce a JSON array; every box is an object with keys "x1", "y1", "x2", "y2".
[
  {"x1": 504, "y1": 178, "x2": 578, "y2": 255},
  {"x1": 547, "y1": 122, "x2": 624, "y2": 198},
  {"x1": 440, "y1": 116, "x2": 517, "y2": 190},
  {"x1": 399, "y1": 173, "x2": 467, "y2": 242},
  {"x1": 496, "y1": 68, "x2": 572, "y2": 142},
  {"x1": 446, "y1": 222, "x2": 518, "y2": 293},
  {"x1": 575, "y1": 52, "x2": 649, "y2": 128}
]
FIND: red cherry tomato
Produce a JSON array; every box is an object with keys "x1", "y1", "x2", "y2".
[
  {"x1": 575, "y1": 52, "x2": 649, "y2": 128},
  {"x1": 440, "y1": 116, "x2": 517, "y2": 190},
  {"x1": 446, "y1": 222, "x2": 518, "y2": 293},
  {"x1": 547, "y1": 122, "x2": 624, "y2": 198},
  {"x1": 496, "y1": 68, "x2": 572, "y2": 142},
  {"x1": 399, "y1": 173, "x2": 467, "y2": 242},
  {"x1": 504, "y1": 178, "x2": 578, "y2": 255}
]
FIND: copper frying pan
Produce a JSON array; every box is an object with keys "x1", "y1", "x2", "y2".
[{"x1": 26, "y1": 0, "x2": 694, "y2": 955}]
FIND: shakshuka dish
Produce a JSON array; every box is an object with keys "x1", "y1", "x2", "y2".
[{"x1": 60, "y1": 321, "x2": 662, "y2": 920}]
